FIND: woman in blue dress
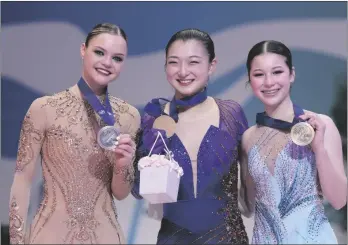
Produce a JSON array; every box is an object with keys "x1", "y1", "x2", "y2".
[
  {"x1": 239, "y1": 40, "x2": 347, "y2": 244},
  {"x1": 132, "y1": 29, "x2": 249, "y2": 244}
]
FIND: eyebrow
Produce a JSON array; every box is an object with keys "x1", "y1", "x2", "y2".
[
  {"x1": 167, "y1": 55, "x2": 202, "y2": 59},
  {"x1": 94, "y1": 46, "x2": 125, "y2": 56},
  {"x1": 252, "y1": 66, "x2": 284, "y2": 72}
]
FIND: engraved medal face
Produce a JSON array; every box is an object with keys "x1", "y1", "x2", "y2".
[
  {"x1": 290, "y1": 122, "x2": 315, "y2": 146},
  {"x1": 153, "y1": 115, "x2": 176, "y2": 137},
  {"x1": 97, "y1": 126, "x2": 119, "y2": 150}
]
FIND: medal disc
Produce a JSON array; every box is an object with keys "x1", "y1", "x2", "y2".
[
  {"x1": 153, "y1": 115, "x2": 176, "y2": 137},
  {"x1": 290, "y1": 122, "x2": 315, "y2": 146},
  {"x1": 97, "y1": 126, "x2": 119, "y2": 150}
]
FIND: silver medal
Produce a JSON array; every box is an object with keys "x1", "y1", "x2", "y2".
[{"x1": 97, "y1": 126, "x2": 119, "y2": 150}]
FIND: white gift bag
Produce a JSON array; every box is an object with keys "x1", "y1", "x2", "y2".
[{"x1": 138, "y1": 131, "x2": 184, "y2": 204}]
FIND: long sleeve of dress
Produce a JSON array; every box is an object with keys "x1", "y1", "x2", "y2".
[
  {"x1": 9, "y1": 98, "x2": 46, "y2": 244},
  {"x1": 100, "y1": 99, "x2": 141, "y2": 200}
]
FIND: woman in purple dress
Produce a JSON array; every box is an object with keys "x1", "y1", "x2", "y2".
[{"x1": 132, "y1": 28, "x2": 249, "y2": 244}]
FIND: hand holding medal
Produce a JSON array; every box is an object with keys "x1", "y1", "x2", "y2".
[
  {"x1": 97, "y1": 126, "x2": 120, "y2": 150},
  {"x1": 112, "y1": 133, "x2": 136, "y2": 166},
  {"x1": 297, "y1": 111, "x2": 325, "y2": 151},
  {"x1": 256, "y1": 104, "x2": 316, "y2": 146},
  {"x1": 107, "y1": 123, "x2": 137, "y2": 166},
  {"x1": 77, "y1": 77, "x2": 133, "y2": 157},
  {"x1": 290, "y1": 121, "x2": 315, "y2": 146}
]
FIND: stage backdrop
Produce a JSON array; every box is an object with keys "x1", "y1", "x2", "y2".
[{"x1": 1, "y1": 1, "x2": 347, "y2": 243}]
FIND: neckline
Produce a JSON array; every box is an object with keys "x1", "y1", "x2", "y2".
[
  {"x1": 67, "y1": 84, "x2": 107, "y2": 103},
  {"x1": 164, "y1": 96, "x2": 218, "y2": 122}
]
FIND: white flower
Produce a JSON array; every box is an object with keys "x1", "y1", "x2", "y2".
[{"x1": 138, "y1": 153, "x2": 184, "y2": 177}]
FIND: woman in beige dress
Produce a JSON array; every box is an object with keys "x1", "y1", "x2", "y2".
[{"x1": 9, "y1": 23, "x2": 140, "y2": 244}]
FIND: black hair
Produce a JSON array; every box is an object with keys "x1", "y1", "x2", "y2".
[
  {"x1": 246, "y1": 40, "x2": 293, "y2": 77},
  {"x1": 165, "y1": 28, "x2": 215, "y2": 62}
]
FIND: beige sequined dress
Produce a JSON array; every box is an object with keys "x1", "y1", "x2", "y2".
[{"x1": 9, "y1": 84, "x2": 140, "y2": 244}]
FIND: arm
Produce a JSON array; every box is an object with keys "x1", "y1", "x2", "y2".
[
  {"x1": 233, "y1": 102, "x2": 256, "y2": 217},
  {"x1": 111, "y1": 156, "x2": 136, "y2": 201},
  {"x1": 9, "y1": 98, "x2": 46, "y2": 244},
  {"x1": 314, "y1": 115, "x2": 347, "y2": 209},
  {"x1": 110, "y1": 107, "x2": 141, "y2": 200},
  {"x1": 300, "y1": 112, "x2": 347, "y2": 209},
  {"x1": 131, "y1": 129, "x2": 145, "y2": 199},
  {"x1": 239, "y1": 139, "x2": 256, "y2": 218},
  {"x1": 238, "y1": 117, "x2": 256, "y2": 218}
]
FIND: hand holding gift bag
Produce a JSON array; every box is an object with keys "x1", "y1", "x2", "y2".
[{"x1": 138, "y1": 131, "x2": 183, "y2": 204}]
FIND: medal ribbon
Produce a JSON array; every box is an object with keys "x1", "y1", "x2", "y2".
[
  {"x1": 169, "y1": 87, "x2": 208, "y2": 122},
  {"x1": 77, "y1": 77, "x2": 115, "y2": 126},
  {"x1": 256, "y1": 104, "x2": 305, "y2": 130},
  {"x1": 144, "y1": 87, "x2": 208, "y2": 123}
]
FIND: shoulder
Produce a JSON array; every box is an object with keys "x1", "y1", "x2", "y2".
[
  {"x1": 109, "y1": 95, "x2": 141, "y2": 137},
  {"x1": 318, "y1": 113, "x2": 335, "y2": 126},
  {"x1": 28, "y1": 95, "x2": 52, "y2": 113},
  {"x1": 243, "y1": 125, "x2": 258, "y2": 138},
  {"x1": 303, "y1": 110, "x2": 341, "y2": 141},
  {"x1": 214, "y1": 98, "x2": 248, "y2": 127},
  {"x1": 47, "y1": 89, "x2": 72, "y2": 101},
  {"x1": 241, "y1": 125, "x2": 258, "y2": 152},
  {"x1": 214, "y1": 98, "x2": 247, "y2": 118},
  {"x1": 30, "y1": 96, "x2": 48, "y2": 107},
  {"x1": 23, "y1": 95, "x2": 53, "y2": 130},
  {"x1": 109, "y1": 95, "x2": 140, "y2": 119},
  {"x1": 318, "y1": 114, "x2": 340, "y2": 136},
  {"x1": 304, "y1": 109, "x2": 336, "y2": 128},
  {"x1": 319, "y1": 114, "x2": 336, "y2": 128},
  {"x1": 33, "y1": 88, "x2": 79, "y2": 112},
  {"x1": 214, "y1": 98, "x2": 244, "y2": 111},
  {"x1": 35, "y1": 89, "x2": 77, "y2": 110},
  {"x1": 28, "y1": 88, "x2": 75, "y2": 115}
]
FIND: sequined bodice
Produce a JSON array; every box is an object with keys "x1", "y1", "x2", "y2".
[
  {"x1": 247, "y1": 126, "x2": 328, "y2": 244},
  {"x1": 134, "y1": 98, "x2": 249, "y2": 243},
  {"x1": 9, "y1": 86, "x2": 140, "y2": 244},
  {"x1": 247, "y1": 127, "x2": 320, "y2": 210},
  {"x1": 170, "y1": 124, "x2": 239, "y2": 200}
]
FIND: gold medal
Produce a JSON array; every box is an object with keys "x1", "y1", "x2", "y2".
[
  {"x1": 290, "y1": 122, "x2": 315, "y2": 146},
  {"x1": 153, "y1": 115, "x2": 176, "y2": 137}
]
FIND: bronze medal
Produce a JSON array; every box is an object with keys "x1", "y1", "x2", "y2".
[
  {"x1": 153, "y1": 115, "x2": 176, "y2": 137},
  {"x1": 290, "y1": 122, "x2": 315, "y2": 146}
]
